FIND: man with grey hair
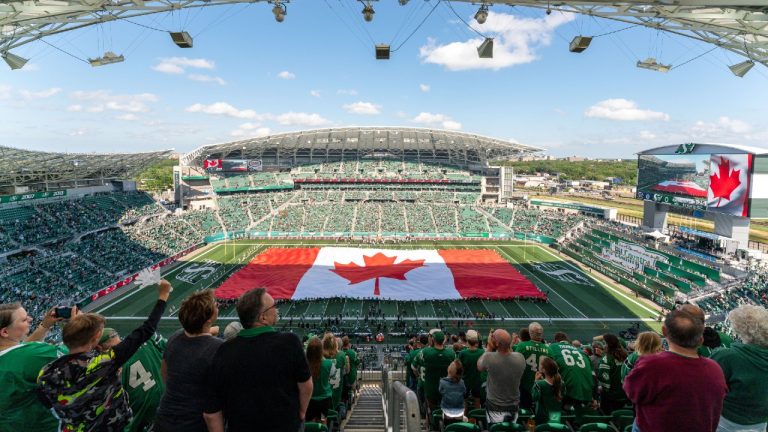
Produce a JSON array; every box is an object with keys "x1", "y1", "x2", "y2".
[
  {"x1": 712, "y1": 304, "x2": 768, "y2": 432},
  {"x1": 514, "y1": 322, "x2": 548, "y2": 410},
  {"x1": 204, "y1": 288, "x2": 312, "y2": 432},
  {"x1": 478, "y1": 329, "x2": 525, "y2": 426}
]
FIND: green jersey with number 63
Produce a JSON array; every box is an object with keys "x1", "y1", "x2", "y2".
[
  {"x1": 514, "y1": 340, "x2": 549, "y2": 394},
  {"x1": 121, "y1": 333, "x2": 166, "y2": 432},
  {"x1": 548, "y1": 342, "x2": 593, "y2": 402}
]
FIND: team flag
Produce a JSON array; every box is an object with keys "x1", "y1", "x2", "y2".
[
  {"x1": 707, "y1": 154, "x2": 753, "y2": 217},
  {"x1": 214, "y1": 247, "x2": 543, "y2": 300}
]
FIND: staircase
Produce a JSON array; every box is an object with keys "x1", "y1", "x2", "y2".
[{"x1": 344, "y1": 384, "x2": 385, "y2": 432}]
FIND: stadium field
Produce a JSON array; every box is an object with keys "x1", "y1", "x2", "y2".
[{"x1": 90, "y1": 239, "x2": 662, "y2": 343}]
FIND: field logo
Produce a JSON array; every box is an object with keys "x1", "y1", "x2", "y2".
[
  {"x1": 532, "y1": 262, "x2": 592, "y2": 286},
  {"x1": 177, "y1": 260, "x2": 220, "y2": 283},
  {"x1": 674, "y1": 143, "x2": 696, "y2": 154}
]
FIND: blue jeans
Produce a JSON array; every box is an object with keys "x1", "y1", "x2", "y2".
[{"x1": 632, "y1": 421, "x2": 641, "y2": 432}]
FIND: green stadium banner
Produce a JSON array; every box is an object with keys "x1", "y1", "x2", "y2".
[
  {"x1": 213, "y1": 184, "x2": 294, "y2": 193},
  {"x1": 0, "y1": 190, "x2": 66, "y2": 204},
  {"x1": 181, "y1": 175, "x2": 210, "y2": 180}
]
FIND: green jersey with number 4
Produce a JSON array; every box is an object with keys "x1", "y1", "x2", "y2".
[
  {"x1": 417, "y1": 346, "x2": 456, "y2": 399},
  {"x1": 121, "y1": 333, "x2": 166, "y2": 432},
  {"x1": 330, "y1": 351, "x2": 347, "y2": 408},
  {"x1": 548, "y1": 342, "x2": 593, "y2": 402},
  {"x1": 514, "y1": 340, "x2": 549, "y2": 394}
]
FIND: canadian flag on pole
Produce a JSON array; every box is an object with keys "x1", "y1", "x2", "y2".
[{"x1": 215, "y1": 247, "x2": 543, "y2": 300}]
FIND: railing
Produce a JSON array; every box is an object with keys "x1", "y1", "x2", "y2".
[{"x1": 383, "y1": 366, "x2": 421, "y2": 432}]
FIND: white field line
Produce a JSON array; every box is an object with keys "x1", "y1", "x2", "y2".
[
  {"x1": 496, "y1": 247, "x2": 588, "y2": 319},
  {"x1": 105, "y1": 316, "x2": 658, "y2": 322},
  {"x1": 536, "y1": 245, "x2": 660, "y2": 317}
]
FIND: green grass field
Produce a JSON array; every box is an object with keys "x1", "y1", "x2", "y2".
[{"x1": 90, "y1": 240, "x2": 662, "y2": 343}]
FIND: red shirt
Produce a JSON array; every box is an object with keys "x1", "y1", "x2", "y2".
[{"x1": 623, "y1": 351, "x2": 727, "y2": 432}]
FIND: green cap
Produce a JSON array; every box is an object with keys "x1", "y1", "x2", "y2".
[
  {"x1": 99, "y1": 328, "x2": 119, "y2": 344},
  {"x1": 432, "y1": 331, "x2": 445, "y2": 344}
]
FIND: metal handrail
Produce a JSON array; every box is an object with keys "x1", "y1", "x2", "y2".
[{"x1": 383, "y1": 366, "x2": 421, "y2": 432}]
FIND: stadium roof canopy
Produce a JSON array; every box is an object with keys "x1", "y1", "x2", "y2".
[
  {"x1": 638, "y1": 143, "x2": 768, "y2": 156},
  {"x1": 0, "y1": 146, "x2": 173, "y2": 191},
  {"x1": 1, "y1": 1, "x2": 766, "y2": 68},
  {"x1": 181, "y1": 127, "x2": 542, "y2": 167}
]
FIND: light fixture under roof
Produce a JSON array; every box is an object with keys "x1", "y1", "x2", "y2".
[
  {"x1": 475, "y1": 4, "x2": 489, "y2": 24},
  {"x1": 636, "y1": 57, "x2": 671, "y2": 73},
  {"x1": 729, "y1": 59, "x2": 754, "y2": 77},
  {"x1": 362, "y1": 4, "x2": 375, "y2": 22},
  {"x1": 88, "y1": 51, "x2": 124, "y2": 67},
  {"x1": 2, "y1": 51, "x2": 28, "y2": 70}
]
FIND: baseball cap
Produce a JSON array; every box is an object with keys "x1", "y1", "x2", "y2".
[
  {"x1": 432, "y1": 331, "x2": 445, "y2": 344},
  {"x1": 99, "y1": 328, "x2": 119, "y2": 344},
  {"x1": 465, "y1": 329, "x2": 479, "y2": 342}
]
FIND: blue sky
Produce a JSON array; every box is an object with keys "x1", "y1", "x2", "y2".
[{"x1": 1, "y1": 1, "x2": 767, "y2": 158}]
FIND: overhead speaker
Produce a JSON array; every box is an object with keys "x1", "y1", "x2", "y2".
[
  {"x1": 477, "y1": 38, "x2": 493, "y2": 59},
  {"x1": 2, "y1": 52, "x2": 28, "y2": 70},
  {"x1": 569, "y1": 36, "x2": 592, "y2": 53},
  {"x1": 170, "y1": 31, "x2": 193, "y2": 48},
  {"x1": 729, "y1": 60, "x2": 754, "y2": 77},
  {"x1": 375, "y1": 44, "x2": 390, "y2": 60}
]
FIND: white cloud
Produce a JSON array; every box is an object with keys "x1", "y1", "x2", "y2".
[
  {"x1": 0, "y1": 85, "x2": 12, "y2": 99},
  {"x1": 337, "y1": 89, "x2": 358, "y2": 96},
  {"x1": 343, "y1": 101, "x2": 382, "y2": 115},
  {"x1": 639, "y1": 130, "x2": 657, "y2": 140},
  {"x1": 115, "y1": 114, "x2": 138, "y2": 121},
  {"x1": 70, "y1": 90, "x2": 159, "y2": 113},
  {"x1": 584, "y1": 99, "x2": 670, "y2": 121},
  {"x1": 691, "y1": 116, "x2": 753, "y2": 138},
  {"x1": 19, "y1": 87, "x2": 61, "y2": 99},
  {"x1": 276, "y1": 112, "x2": 330, "y2": 127},
  {"x1": 69, "y1": 128, "x2": 88, "y2": 137},
  {"x1": 419, "y1": 11, "x2": 575, "y2": 71},
  {"x1": 310, "y1": 90, "x2": 321, "y2": 98},
  {"x1": 277, "y1": 71, "x2": 296, "y2": 80},
  {"x1": 419, "y1": 84, "x2": 431, "y2": 92},
  {"x1": 185, "y1": 102, "x2": 265, "y2": 120},
  {"x1": 231, "y1": 123, "x2": 272, "y2": 138},
  {"x1": 152, "y1": 57, "x2": 215, "y2": 74},
  {"x1": 411, "y1": 112, "x2": 462, "y2": 130},
  {"x1": 187, "y1": 74, "x2": 227, "y2": 85}
]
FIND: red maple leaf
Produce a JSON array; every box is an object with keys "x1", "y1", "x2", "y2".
[
  {"x1": 331, "y1": 252, "x2": 425, "y2": 296},
  {"x1": 709, "y1": 158, "x2": 741, "y2": 207}
]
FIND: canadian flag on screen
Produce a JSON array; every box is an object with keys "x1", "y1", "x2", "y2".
[
  {"x1": 707, "y1": 154, "x2": 753, "y2": 217},
  {"x1": 215, "y1": 247, "x2": 543, "y2": 301},
  {"x1": 203, "y1": 159, "x2": 222, "y2": 170}
]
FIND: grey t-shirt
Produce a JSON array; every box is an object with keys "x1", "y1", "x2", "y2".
[
  {"x1": 478, "y1": 351, "x2": 526, "y2": 411},
  {"x1": 156, "y1": 329, "x2": 223, "y2": 431}
]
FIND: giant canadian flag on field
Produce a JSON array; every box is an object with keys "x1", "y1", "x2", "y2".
[
  {"x1": 215, "y1": 247, "x2": 544, "y2": 300},
  {"x1": 707, "y1": 154, "x2": 753, "y2": 217}
]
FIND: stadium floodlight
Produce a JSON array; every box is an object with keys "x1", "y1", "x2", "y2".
[
  {"x1": 477, "y1": 37, "x2": 493, "y2": 59},
  {"x1": 362, "y1": 4, "x2": 375, "y2": 22},
  {"x1": 636, "y1": 57, "x2": 671, "y2": 73},
  {"x1": 569, "y1": 36, "x2": 592, "y2": 53},
  {"x1": 2, "y1": 51, "x2": 28, "y2": 70},
  {"x1": 398, "y1": 0, "x2": 408, "y2": 5},
  {"x1": 729, "y1": 59, "x2": 754, "y2": 77},
  {"x1": 169, "y1": 31, "x2": 193, "y2": 48},
  {"x1": 475, "y1": 4, "x2": 489, "y2": 25},
  {"x1": 88, "y1": 51, "x2": 124, "y2": 67},
  {"x1": 272, "y1": 1, "x2": 286, "y2": 22}
]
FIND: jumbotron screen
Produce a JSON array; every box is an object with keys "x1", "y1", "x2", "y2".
[{"x1": 636, "y1": 152, "x2": 753, "y2": 217}]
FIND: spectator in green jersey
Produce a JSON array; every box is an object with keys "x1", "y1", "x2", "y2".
[
  {"x1": 0, "y1": 303, "x2": 65, "y2": 432},
  {"x1": 409, "y1": 334, "x2": 429, "y2": 413},
  {"x1": 712, "y1": 305, "x2": 768, "y2": 432},
  {"x1": 597, "y1": 334, "x2": 629, "y2": 414},
  {"x1": 548, "y1": 332, "x2": 595, "y2": 412},
  {"x1": 307, "y1": 337, "x2": 333, "y2": 423},
  {"x1": 515, "y1": 322, "x2": 549, "y2": 410},
  {"x1": 322, "y1": 333, "x2": 349, "y2": 413},
  {"x1": 342, "y1": 335, "x2": 360, "y2": 405},
  {"x1": 415, "y1": 330, "x2": 456, "y2": 415},
  {"x1": 457, "y1": 329, "x2": 485, "y2": 409},
  {"x1": 532, "y1": 356, "x2": 565, "y2": 425},
  {"x1": 96, "y1": 328, "x2": 168, "y2": 432}
]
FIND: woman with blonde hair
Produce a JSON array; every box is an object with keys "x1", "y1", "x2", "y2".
[
  {"x1": 322, "y1": 333, "x2": 349, "y2": 413},
  {"x1": 439, "y1": 359, "x2": 466, "y2": 427},
  {"x1": 621, "y1": 331, "x2": 662, "y2": 381},
  {"x1": 307, "y1": 337, "x2": 333, "y2": 423}
]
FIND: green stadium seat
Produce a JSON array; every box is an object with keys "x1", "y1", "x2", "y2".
[
  {"x1": 489, "y1": 422, "x2": 526, "y2": 431},
  {"x1": 535, "y1": 423, "x2": 570, "y2": 432},
  {"x1": 304, "y1": 422, "x2": 328, "y2": 432},
  {"x1": 624, "y1": 425, "x2": 633, "y2": 432},
  {"x1": 610, "y1": 409, "x2": 634, "y2": 431},
  {"x1": 467, "y1": 408, "x2": 487, "y2": 430},
  {"x1": 444, "y1": 422, "x2": 480, "y2": 432},
  {"x1": 578, "y1": 423, "x2": 612, "y2": 432}
]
